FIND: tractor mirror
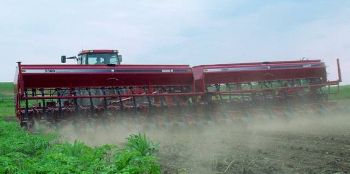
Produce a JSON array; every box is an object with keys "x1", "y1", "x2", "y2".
[
  {"x1": 118, "y1": 55, "x2": 123, "y2": 63},
  {"x1": 61, "y1": 55, "x2": 66, "y2": 63}
]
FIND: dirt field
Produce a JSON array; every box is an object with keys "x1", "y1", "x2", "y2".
[{"x1": 35, "y1": 101, "x2": 350, "y2": 174}]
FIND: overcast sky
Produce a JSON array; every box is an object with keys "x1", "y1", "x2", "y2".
[{"x1": 1, "y1": 0, "x2": 349, "y2": 83}]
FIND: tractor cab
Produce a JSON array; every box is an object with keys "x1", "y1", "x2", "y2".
[{"x1": 61, "y1": 50, "x2": 122, "y2": 65}]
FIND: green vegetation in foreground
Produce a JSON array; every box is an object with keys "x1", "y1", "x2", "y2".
[
  {"x1": 0, "y1": 102, "x2": 14, "y2": 118},
  {"x1": 0, "y1": 120, "x2": 160, "y2": 174}
]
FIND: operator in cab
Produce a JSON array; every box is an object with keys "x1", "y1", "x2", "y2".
[{"x1": 95, "y1": 57, "x2": 104, "y2": 64}]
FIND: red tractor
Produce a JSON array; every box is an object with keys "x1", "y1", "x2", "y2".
[{"x1": 14, "y1": 49, "x2": 342, "y2": 128}]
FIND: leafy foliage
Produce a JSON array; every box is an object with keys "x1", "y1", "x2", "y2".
[
  {"x1": 114, "y1": 133, "x2": 160, "y2": 174},
  {"x1": 0, "y1": 120, "x2": 160, "y2": 174},
  {"x1": 126, "y1": 133, "x2": 158, "y2": 156}
]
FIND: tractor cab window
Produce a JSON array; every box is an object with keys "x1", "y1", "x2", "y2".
[
  {"x1": 78, "y1": 54, "x2": 87, "y2": 64},
  {"x1": 82, "y1": 53, "x2": 119, "y2": 65},
  {"x1": 109, "y1": 55, "x2": 118, "y2": 64},
  {"x1": 88, "y1": 56, "x2": 105, "y2": 65}
]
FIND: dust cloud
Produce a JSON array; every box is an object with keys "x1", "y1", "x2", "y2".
[{"x1": 35, "y1": 102, "x2": 350, "y2": 173}]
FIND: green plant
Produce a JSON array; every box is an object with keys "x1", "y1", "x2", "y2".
[
  {"x1": 126, "y1": 133, "x2": 158, "y2": 156},
  {"x1": 0, "y1": 120, "x2": 160, "y2": 174},
  {"x1": 114, "y1": 133, "x2": 160, "y2": 174}
]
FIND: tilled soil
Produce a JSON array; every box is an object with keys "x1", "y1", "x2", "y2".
[
  {"x1": 159, "y1": 126, "x2": 350, "y2": 174},
  {"x1": 158, "y1": 105, "x2": 350, "y2": 174},
  {"x1": 35, "y1": 101, "x2": 350, "y2": 174}
]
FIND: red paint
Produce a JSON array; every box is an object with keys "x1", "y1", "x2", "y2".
[{"x1": 14, "y1": 54, "x2": 342, "y2": 125}]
